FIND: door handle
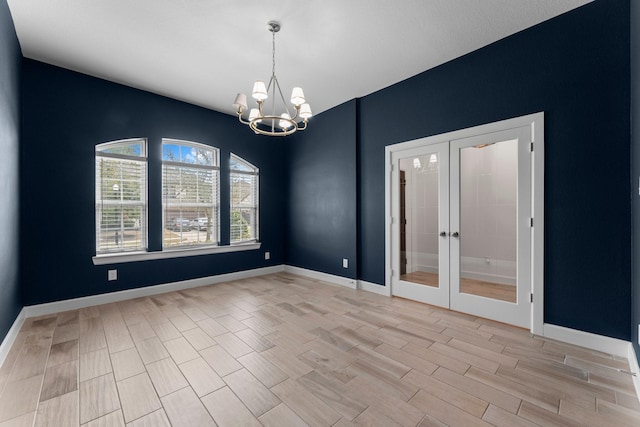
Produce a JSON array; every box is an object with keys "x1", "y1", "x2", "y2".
[
  {"x1": 439, "y1": 231, "x2": 447, "y2": 237},
  {"x1": 450, "y1": 231, "x2": 459, "y2": 238}
]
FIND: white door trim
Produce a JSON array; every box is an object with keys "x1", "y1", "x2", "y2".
[{"x1": 385, "y1": 112, "x2": 545, "y2": 334}]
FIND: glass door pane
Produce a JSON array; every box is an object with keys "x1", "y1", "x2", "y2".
[
  {"x1": 459, "y1": 140, "x2": 517, "y2": 302},
  {"x1": 449, "y1": 126, "x2": 531, "y2": 329},
  {"x1": 399, "y1": 154, "x2": 441, "y2": 288}
]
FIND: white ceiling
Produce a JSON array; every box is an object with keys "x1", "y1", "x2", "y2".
[{"x1": 7, "y1": 0, "x2": 591, "y2": 118}]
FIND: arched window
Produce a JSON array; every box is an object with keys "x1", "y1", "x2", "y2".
[
  {"x1": 95, "y1": 138, "x2": 147, "y2": 254},
  {"x1": 230, "y1": 153, "x2": 259, "y2": 243},
  {"x1": 162, "y1": 139, "x2": 219, "y2": 248}
]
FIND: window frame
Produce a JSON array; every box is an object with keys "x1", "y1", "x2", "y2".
[
  {"x1": 95, "y1": 138, "x2": 148, "y2": 255},
  {"x1": 230, "y1": 153, "x2": 260, "y2": 244},
  {"x1": 161, "y1": 139, "x2": 221, "y2": 250}
]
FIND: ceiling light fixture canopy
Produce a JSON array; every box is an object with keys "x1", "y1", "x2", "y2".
[{"x1": 233, "y1": 21, "x2": 312, "y2": 137}]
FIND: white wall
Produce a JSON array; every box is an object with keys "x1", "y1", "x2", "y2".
[{"x1": 460, "y1": 140, "x2": 517, "y2": 284}]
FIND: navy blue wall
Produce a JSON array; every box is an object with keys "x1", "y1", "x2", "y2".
[
  {"x1": 20, "y1": 60, "x2": 284, "y2": 305},
  {"x1": 0, "y1": 1, "x2": 22, "y2": 340},
  {"x1": 357, "y1": 0, "x2": 631, "y2": 339},
  {"x1": 631, "y1": 0, "x2": 640, "y2": 362},
  {"x1": 285, "y1": 100, "x2": 357, "y2": 279}
]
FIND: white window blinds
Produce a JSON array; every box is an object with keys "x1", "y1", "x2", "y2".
[
  {"x1": 95, "y1": 139, "x2": 147, "y2": 254},
  {"x1": 230, "y1": 153, "x2": 259, "y2": 243},
  {"x1": 162, "y1": 140, "x2": 219, "y2": 248}
]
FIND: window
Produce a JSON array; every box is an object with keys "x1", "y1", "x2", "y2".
[
  {"x1": 95, "y1": 139, "x2": 147, "y2": 254},
  {"x1": 93, "y1": 139, "x2": 262, "y2": 265},
  {"x1": 162, "y1": 140, "x2": 219, "y2": 248},
  {"x1": 230, "y1": 153, "x2": 259, "y2": 243}
]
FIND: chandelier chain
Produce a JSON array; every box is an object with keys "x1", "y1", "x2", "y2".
[{"x1": 272, "y1": 29, "x2": 276, "y2": 78}]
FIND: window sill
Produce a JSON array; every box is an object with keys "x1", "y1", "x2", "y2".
[{"x1": 92, "y1": 242, "x2": 261, "y2": 265}]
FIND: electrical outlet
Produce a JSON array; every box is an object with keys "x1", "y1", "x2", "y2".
[
  {"x1": 108, "y1": 269, "x2": 117, "y2": 281},
  {"x1": 343, "y1": 258, "x2": 349, "y2": 269},
  {"x1": 264, "y1": 251, "x2": 270, "y2": 260}
]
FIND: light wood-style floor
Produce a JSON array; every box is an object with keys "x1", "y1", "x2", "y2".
[
  {"x1": 401, "y1": 271, "x2": 517, "y2": 303},
  {"x1": 0, "y1": 273, "x2": 638, "y2": 426}
]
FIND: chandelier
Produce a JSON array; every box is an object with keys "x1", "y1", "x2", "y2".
[{"x1": 233, "y1": 21, "x2": 312, "y2": 137}]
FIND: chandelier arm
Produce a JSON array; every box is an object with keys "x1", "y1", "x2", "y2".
[
  {"x1": 291, "y1": 105, "x2": 300, "y2": 121},
  {"x1": 237, "y1": 113, "x2": 251, "y2": 125},
  {"x1": 296, "y1": 119, "x2": 308, "y2": 131},
  {"x1": 272, "y1": 75, "x2": 292, "y2": 118},
  {"x1": 256, "y1": 100, "x2": 264, "y2": 117}
]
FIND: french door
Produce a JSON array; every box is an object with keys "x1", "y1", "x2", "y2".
[{"x1": 389, "y1": 124, "x2": 534, "y2": 329}]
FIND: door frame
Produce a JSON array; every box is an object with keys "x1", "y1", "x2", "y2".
[{"x1": 385, "y1": 112, "x2": 544, "y2": 334}]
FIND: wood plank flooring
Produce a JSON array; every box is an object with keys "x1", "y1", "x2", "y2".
[{"x1": 0, "y1": 272, "x2": 638, "y2": 426}]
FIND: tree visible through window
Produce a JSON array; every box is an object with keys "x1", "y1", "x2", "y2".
[
  {"x1": 162, "y1": 140, "x2": 219, "y2": 248},
  {"x1": 230, "y1": 153, "x2": 259, "y2": 243},
  {"x1": 95, "y1": 139, "x2": 147, "y2": 253}
]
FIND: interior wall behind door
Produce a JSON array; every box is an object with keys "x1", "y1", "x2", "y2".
[
  {"x1": 459, "y1": 141, "x2": 517, "y2": 285},
  {"x1": 399, "y1": 147, "x2": 515, "y2": 285},
  {"x1": 399, "y1": 156, "x2": 440, "y2": 276}
]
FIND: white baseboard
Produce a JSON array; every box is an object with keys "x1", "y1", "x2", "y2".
[
  {"x1": 628, "y1": 344, "x2": 640, "y2": 403},
  {"x1": 23, "y1": 265, "x2": 285, "y2": 319},
  {"x1": 415, "y1": 265, "x2": 439, "y2": 274},
  {"x1": 282, "y1": 267, "x2": 392, "y2": 297},
  {"x1": 358, "y1": 280, "x2": 390, "y2": 296},
  {"x1": 0, "y1": 308, "x2": 26, "y2": 370},
  {"x1": 542, "y1": 323, "x2": 630, "y2": 358},
  {"x1": 459, "y1": 271, "x2": 516, "y2": 286},
  {"x1": 1, "y1": 266, "x2": 283, "y2": 369},
  {"x1": 0, "y1": 265, "x2": 350, "y2": 369},
  {"x1": 3, "y1": 262, "x2": 638, "y2": 405},
  {"x1": 283, "y1": 265, "x2": 357, "y2": 289}
]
